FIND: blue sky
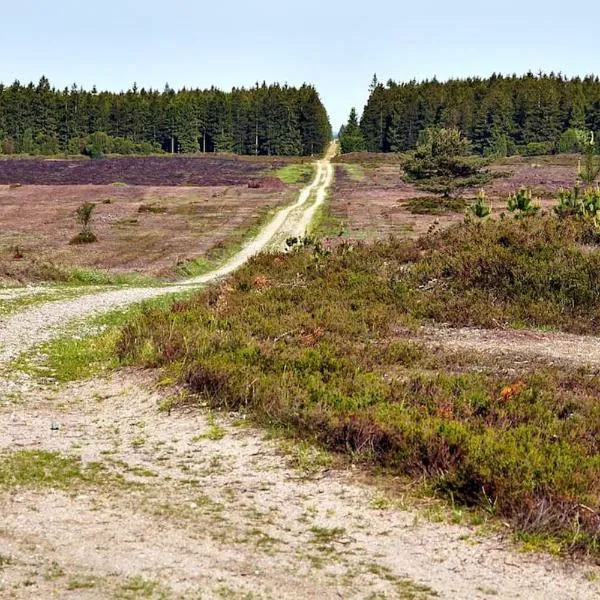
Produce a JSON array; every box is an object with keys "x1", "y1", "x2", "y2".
[{"x1": 3, "y1": 1, "x2": 600, "y2": 129}]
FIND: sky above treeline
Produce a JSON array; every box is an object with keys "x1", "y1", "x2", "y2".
[{"x1": 3, "y1": 0, "x2": 600, "y2": 130}]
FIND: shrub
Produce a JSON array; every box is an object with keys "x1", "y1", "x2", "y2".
[
  {"x1": 506, "y1": 188, "x2": 540, "y2": 218},
  {"x1": 35, "y1": 132, "x2": 59, "y2": 156},
  {"x1": 70, "y1": 202, "x2": 97, "y2": 244},
  {"x1": 404, "y1": 128, "x2": 491, "y2": 197},
  {"x1": 1, "y1": 138, "x2": 15, "y2": 155},
  {"x1": 138, "y1": 203, "x2": 167, "y2": 214},
  {"x1": 558, "y1": 128, "x2": 588, "y2": 154},
  {"x1": 85, "y1": 132, "x2": 110, "y2": 159},
  {"x1": 66, "y1": 137, "x2": 87, "y2": 155},
  {"x1": 521, "y1": 142, "x2": 554, "y2": 156},
  {"x1": 404, "y1": 215, "x2": 600, "y2": 332},
  {"x1": 70, "y1": 231, "x2": 98, "y2": 244},
  {"x1": 406, "y1": 196, "x2": 466, "y2": 215}
]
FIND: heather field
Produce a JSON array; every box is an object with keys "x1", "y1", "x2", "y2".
[
  {"x1": 0, "y1": 155, "x2": 305, "y2": 285},
  {"x1": 324, "y1": 153, "x2": 580, "y2": 241},
  {"x1": 0, "y1": 154, "x2": 294, "y2": 187}
]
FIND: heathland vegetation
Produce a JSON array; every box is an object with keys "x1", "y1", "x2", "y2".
[
  {"x1": 358, "y1": 72, "x2": 600, "y2": 156},
  {"x1": 112, "y1": 133, "x2": 600, "y2": 557},
  {"x1": 0, "y1": 77, "x2": 331, "y2": 157},
  {"x1": 117, "y1": 211, "x2": 600, "y2": 556}
]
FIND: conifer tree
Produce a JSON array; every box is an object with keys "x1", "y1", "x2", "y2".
[{"x1": 340, "y1": 108, "x2": 365, "y2": 154}]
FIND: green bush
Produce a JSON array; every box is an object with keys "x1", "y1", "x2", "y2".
[
  {"x1": 85, "y1": 132, "x2": 110, "y2": 159},
  {"x1": 558, "y1": 128, "x2": 588, "y2": 154},
  {"x1": 82, "y1": 132, "x2": 161, "y2": 158},
  {"x1": 521, "y1": 142, "x2": 554, "y2": 156}
]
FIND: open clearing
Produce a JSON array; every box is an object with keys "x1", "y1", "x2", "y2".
[
  {"x1": 326, "y1": 153, "x2": 580, "y2": 241},
  {"x1": 2, "y1": 147, "x2": 600, "y2": 599},
  {"x1": 0, "y1": 154, "x2": 313, "y2": 285},
  {"x1": 0, "y1": 183, "x2": 294, "y2": 282}
]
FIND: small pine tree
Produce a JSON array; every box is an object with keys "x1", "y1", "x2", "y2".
[
  {"x1": 340, "y1": 108, "x2": 365, "y2": 154},
  {"x1": 404, "y1": 128, "x2": 490, "y2": 197},
  {"x1": 507, "y1": 188, "x2": 539, "y2": 218},
  {"x1": 469, "y1": 190, "x2": 491, "y2": 218},
  {"x1": 579, "y1": 132, "x2": 600, "y2": 186},
  {"x1": 70, "y1": 202, "x2": 98, "y2": 244}
]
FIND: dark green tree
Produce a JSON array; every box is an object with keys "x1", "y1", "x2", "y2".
[{"x1": 340, "y1": 108, "x2": 365, "y2": 154}]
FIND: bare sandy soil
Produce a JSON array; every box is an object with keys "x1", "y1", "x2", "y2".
[
  {"x1": 0, "y1": 183, "x2": 295, "y2": 282},
  {"x1": 418, "y1": 324, "x2": 600, "y2": 369},
  {"x1": 1, "y1": 371, "x2": 598, "y2": 600}
]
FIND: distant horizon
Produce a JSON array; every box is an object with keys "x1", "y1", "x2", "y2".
[{"x1": 4, "y1": 0, "x2": 600, "y2": 129}]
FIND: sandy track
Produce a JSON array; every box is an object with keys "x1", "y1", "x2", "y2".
[
  {"x1": 0, "y1": 144, "x2": 338, "y2": 365},
  {"x1": 0, "y1": 372, "x2": 598, "y2": 599},
  {"x1": 420, "y1": 324, "x2": 600, "y2": 369}
]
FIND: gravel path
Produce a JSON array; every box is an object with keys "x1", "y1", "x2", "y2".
[
  {"x1": 421, "y1": 324, "x2": 600, "y2": 368},
  {"x1": 0, "y1": 371, "x2": 598, "y2": 599}
]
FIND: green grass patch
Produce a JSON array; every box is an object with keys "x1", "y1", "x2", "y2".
[
  {"x1": 0, "y1": 450, "x2": 107, "y2": 489},
  {"x1": 66, "y1": 267, "x2": 158, "y2": 287},
  {"x1": 117, "y1": 218, "x2": 600, "y2": 557},
  {"x1": 1, "y1": 259, "x2": 158, "y2": 288},
  {"x1": 274, "y1": 163, "x2": 315, "y2": 184},
  {"x1": 11, "y1": 291, "x2": 196, "y2": 383},
  {"x1": 311, "y1": 191, "x2": 346, "y2": 238},
  {"x1": 340, "y1": 163, "x2": 365, "y2": 181}
]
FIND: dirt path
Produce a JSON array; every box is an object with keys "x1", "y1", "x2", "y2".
[
  {"x1": 1, "y1": 371, "x2": 598, "y2": 599},
  {"x1": 420, "y1": 324, "x2": 600, "y2": 369},
  {"x1": 269, "y1": 141, "x2": 336, "y2": 247},
  {"x1": 0, "y1": 143, "x2": 338, "y2": 364}
]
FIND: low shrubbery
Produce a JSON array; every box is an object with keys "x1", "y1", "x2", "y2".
[
  {"x1": 405, "y1": 196, "x2": 466, "y2": 215},
  {"x1": 403, "y1": 215, "x2": 600, "y2": 333},
  {"x1": 118, "y1": 216, "x2": 600, "y2": 555},
  {"x1": 80, "y1": 132, "x2": 161, "y2": 159},
  {"x1": 518, "y1": 141, "x2": 555, "y2": 157}
]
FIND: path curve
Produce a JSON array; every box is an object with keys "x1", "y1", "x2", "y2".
[{"x1": 0, "y1": 143, "x2": 338, "y2": 364}]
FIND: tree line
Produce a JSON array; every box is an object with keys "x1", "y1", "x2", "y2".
[
  {"x1": 356, "y1": 72, "x2": 600, "y2": 156},
  {"x1": 0, "y1": 77, "x2": 332, "y2": 157}
]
